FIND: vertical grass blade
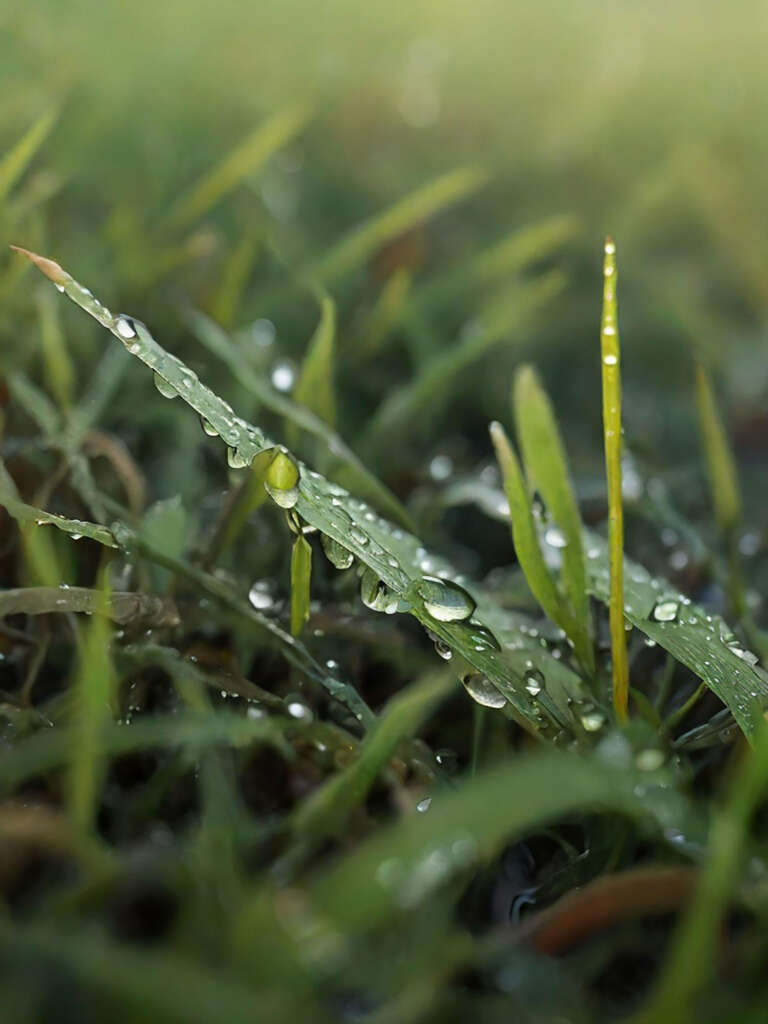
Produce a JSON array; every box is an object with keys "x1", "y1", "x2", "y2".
[
  {"x1": 513, "y1": 364, "x2": 593, "y2": 671},
  {"x1": 490, "y1": 421, "x2": 578, "y2": 640},
  {"x1": 293, "y1": 295, "x2": 336, "y2": 428},
  {"x1": 36, "y1": 285, "x2": 74, "y2": 410},
  {"x1": 290, "y1": 533, "x2": 312, "y2": 637},
  {"x1": 0, "y1": 108, "x2": 57, "y2": 203},
  {"x1": 694, "y1": 363, "x2": 741, "y2": 532},
  {"x1": 600, "y1": 237, "x2": 629, "y2": 722},
  {"x1": 165, "y1": 103, "x2": 310, "y2": 230}
]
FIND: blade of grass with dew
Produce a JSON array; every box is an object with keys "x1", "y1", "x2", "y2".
[
  {"x1": 364, "y1": 270, "x2": 566, "y2": 455},
  {"x1": 186, "y1": 308, "x2": 414, "y2": 530},
  {"x1": 637, "y1": 723, "x2": 768, "y2": 1023},
  {"x1": 290, "y1": 533, "x2": 312, "y2": 636},
  {"x1": 293, "y1": 668, "x2": 454, "y2": 840},
  {"x1": 600, "y1": 237, "x2": 629, "y2": 722},
  {"x1": 14, "y1": 246, "x2": 589, "y2": 736},
  {"x1": 513, "y1": 364, "x2": 593, "y2": 671},
  {"x1": 490, "y1": 420, "x2": 583, "y2": 649},
  {"x1": 164, "y1": 103, "x2": 310, "y2": 231},
  {"x1": 36, "y1": 284, "x2": 74, "y2": 410},
  {"x1": 0, "y1": 587, "x2": 177, "y2": 625},
  {"x1": 67, "y1": 577, "x2": 116, "y2": 830},
  {"x1": 292, "y1": 294, "x2": 336, "y2": 430},
  {"x1": 583, "y1": 528, "x2": 768, "y2": 741},
  {"x1": 0, "y1": 108, "x2": 57, "y2": 203},
  {"x1": 305, "y1": 747, "x2": 702, "y2": 936},
  {"x1": 307, "y1": 165, "x2": 488, "y2": 285}
]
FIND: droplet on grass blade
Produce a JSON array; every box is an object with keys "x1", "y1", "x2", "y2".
[
  {"x1": 416, "y1": 576, "x2": 476, "y2": 623},
  {"x1": 461, "y1": 672, "x2": 507, "y2": 709}
]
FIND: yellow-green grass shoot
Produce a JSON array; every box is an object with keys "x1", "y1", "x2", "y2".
[
  {"x1": 290, "y1": 533, "x2": 312, "y2": 637},
  {"x1": 600, "y1": 237, "x2": 629, "y2": 722}
]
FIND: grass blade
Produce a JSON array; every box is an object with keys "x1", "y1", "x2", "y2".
[
  {"x1": 290, "y1": 533, "x2": 312, "y2": 636},
  {"x1": 694, "y1": 362, "x2": 741, "y2": 532},
  {"x1": 165, "y1": 103, "x2": 310, "y2": 230},
  {"x1": 36, "y1": 285, "x2": 75, "y2": 410},
  {"x1": 513, "y1": 364, "x2": 593, "y2": 671},
  {"x1": 292, "y1": 294, "x2": 336, "y2": 428},
  {"x1": 0, "y1": 108, "x2": 57, "y2": 203},
  {"x1": 600, "y1": 237, "x2": 628, "y2": 722}
]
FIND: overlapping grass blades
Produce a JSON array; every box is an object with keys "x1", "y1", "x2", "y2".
[{"x1": 12, "y1": 246, "x2": 588, "y2": 737}]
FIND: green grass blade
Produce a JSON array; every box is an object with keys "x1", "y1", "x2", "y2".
[
  {"x1": 165, "y1": 103, "x2": 310, "y2": 230},
  {"x1": 293, "y1": 668, "x2": 454, "y2": 839},
  {"x1": 290, "y1": 533, "x2": 312, "y2": 636},
  {"x1": 310, "y1": 166, "x2": 488, "y2": 284},
  {"x1": 0, "y1": 586, "x2": 177, "y2": 625},
  {"x1": 584, "y1": 529, "x2": 768, "y2": 741},
  {"x1": 0, "y1": 108, "x2": 57, "y2": 203},
  {"x1": 513, "y1": 364, "x2": 593, "y2": 671},
  {"x1": 7, "y1": 371, "x2": 61, "y2": 435},
  {"x1": 36, "y1": 285, "x2": 75, "y2": 410},
  {"x1": 292, "y1": 294, "x2": 336, "y2": 429},
  {"x1": 600, "y1": 237, "x2": 629, "y2": 722},
  {"x1": 694, "y1": 362, "x2": 741, "y2": 532},
  {"x1": 490, "y1": 420, "x2": 579, "y2": 643},
  {"x1": 15, "y1": 246, "x2": 589, "y2": 737},
  {"x1": 309, "y1": 747, "x2": 700, "y2": 935}
]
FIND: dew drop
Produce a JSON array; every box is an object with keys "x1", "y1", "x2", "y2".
[
  {"x1": 461, "y1": 672, "x2": 507, "y2": 709},
  {"x1": 579, "y1": 705, "x2": 606, "y2": 732},
  {"x1": 320, "y1": 533, "x2": 354, "y2": 570},
  {"x1": 524, "y1": 667, "x2": 544, "y2": 696},
  {"x1": 248, "y1": 580, "x2": 275, "y2": 610},
  {"x1": 651, "y1": 599, "x2": 679, "y2": 623},
  {"x1": 360, "y1": 568, "x2": 399, "y2": 614},
  {"x1": 153, "y1": 373, "x2": 178, "y2": 399},
  {"x1": 115, "y1": 314, "x2": 137, "y2": 340},
  {"x1": 201, "y1": 418, "x2": 219, "y2": 437},
  {"x1": 416, "y1": 576, "x2": 476, "y2": 623},
  {"x1": 544, "y1": 526, "x2": 568, "y2": 548},
  {"x1": 227, "y1": 447, "x2": 249, "y2": 469}
]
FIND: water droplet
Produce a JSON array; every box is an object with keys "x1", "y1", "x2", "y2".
[
  {"x1": 115, "y1": 315, "x2": 137, "y2": 340},
  {"x1": 360, "y1": 568, "x2": 398, "y2": 614},
  {"x1": 227, "y1": 447, "x2": 249, "y2": 469},
  {"x1": 635, "y1": 749, "x2": 665, "y2": 771},
  {"x1": 544, "y1": 526, "x2": 568, "y2": 548},
  {"x1": 248, "y1": 581, "x2": 275, "y2": 610},
  {"x1": 461, "y1": 672, "x2": 507, "y2": 709},
  {"x1": 271, "y1": 360, "x2": 296, "y2": 392},
  {"x1": 416, "y1": 576, "x2": 476, "y2": 623},
  {"x1": 579, "y1": 705, "x2": 606, "y2": 732},
  {"x1": 433, "y1": 637, "x2": 453, "y2": 661},
  {"x1": 320, "y1": 533, "x2": 354, "y2": 570},
  {"x1": 523, "y1": 667, "x2": 544, "y2": 696},
  {"x1": 285, "y1": 697, "x2": 313, "y2": 721},
  {"x1": 651, "y1": 599, "x2": 679, "y2": 623},
  {"x1": 416, "y1": 797, "x2": 432, "y2": 813},
  {"x1": 201, "y1": 418, "x2": 218, "y2": 437},
  {"x1": 429, "y1": 454, "x2": 453, "y2": 481},
  {"x1": 465, "y1": 622, "x2": 501, "y2": 652},
  {"x1": 153, "y1": 373, "x2": 178, "y2": 399},
  {"x1": 265, "y1": 450, "x2": 300, "y2": 509}
]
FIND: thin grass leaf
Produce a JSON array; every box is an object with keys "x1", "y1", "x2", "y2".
[
  {"x1": 36, "y1": 284, "x2": 74, "y2": 410},
  {"x1": 600, "y1": 237, "x2": 629, "y2": 722},
  {"x1": 165, "y1": 103, "x2": 310, "y2": 230},
  {"x1": 309, "y1": 166, "x2": 488, "y2": 284},
  {"x1": 354, "y1": 266, "x2": 412, "y2": 360},
  {"x1": 0, "y1": 108, "x2": 57, "y2": 203},
  {"x1": 68, "y1": 577, "x2": 116, "y2": 830},
  {"x1": 290, "y1": 533, "x2": 312, "y2": 637},
  {"x1": 206, "y1": 449, "x2": 272, "y2": 563},
  {"x1": 187, "y1": 308, "x2": 414, "y2": 530},
  {"x1": 292, "y1": 294, "x2": 336, "y2": 429},
  {"x1": 210, "y1": 230, "x2": 261, "y2": 327},
  {"x1": 490, "y1": 421, "x2": 581, "y2": 645},
  {"x1": 365, "y1": 270, "x2": 566, "y2": 454},
  {"x1": 694, "y1": 362, "x2": 741, "y2": 532},
  {"x1": 308, "y1": 747, "x2": 701, "y2": 936},
  {"x1": 293, "y1": 668, "x2": 454, "y2": 839},
  {"x1": 16, "y1": 247, "x2": 591, "y2": 736},
  {"x1": 0, "y1": 586, "x2": 177, "y2": 625},
  {"x1": 7, "y1": 372, "x2": 60, "y2": 435},
  {"x1": 513, "y1": 364, "x2": 593, "y2": 670},
  {"x1": 584, "y1": 529, "x2": 768, "y2": 741}
]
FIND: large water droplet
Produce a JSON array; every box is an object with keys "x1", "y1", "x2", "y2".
[
  {"x1": 416, "y1": 576, "x2": 476, "y2": 623},
  {"x1": 265, "y1": 450, "x2": 300, "y2": 509},
  {"x1": 461, "y1": 672, "x2": 507, "y2": 709},
  {"x1": 248, "y1": 580, "x2": 275, "y2": 610},
  {"x1": 651, "y1": 599, "x2": 679, "y2": 623},
  {"x1": 115, "y1": 314, "x2": 137, "y2": 340},
  {"x1": 360, "y1": 568, "x2": 399, "y2": 614},
  {"x1": 201, "y1": 418, "x2": 219, "y2": 437},
  {"x1": 227, "y1": 447, "x2": 249, "y2": 469},
  {"x1": 153, "y1": 373, "x2": 178, "y2": 399},
  {"x1": 524, "y1": 667, "x2": 544, "y2": 696},
  {"x1": 321, "y1": 533, "x2": 354, "y2": 570},
  {"x1": 579, "y1": 705, "x2": 606, "y2": 732}
]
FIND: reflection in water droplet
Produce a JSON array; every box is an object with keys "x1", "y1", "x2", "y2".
[
  {"x1": 461, "y1": 672, "x2": 507, "y2": 709},
  {"x1": 153, "y1": 373, "x2": 178, "y2": 399},
  {"x1": 115, "y1": 314, "x2": 137, "y2": 340},
  {"x1": 321, "y1": 533, "x2": 354, "y2": 570},
  {"x1": 651, "y1": 599, "x2": 679, "y2": 623},
  {"x1": 417, "y1": 576, "x2": 476, "y2": 622},
  {"x1": 360, "y1": 568, "x2": 399, "y2": 614},
  {"x1": 524, "y1": 667, "x2": 544, "y2": 696}
]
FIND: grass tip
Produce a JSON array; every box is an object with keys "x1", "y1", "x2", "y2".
[{"x1": 10, "y1": 245, "x2": 69, "y2": 286}]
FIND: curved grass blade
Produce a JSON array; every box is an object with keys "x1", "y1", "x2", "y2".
[
  {"x1": 164, "y1": 103, "x2": 310, "y2": 231},
  {"x1": 309, "y1": 166, "x2": 488, "y2": 285},
  {"x1": 290, "y1": 534, "x2": 312, "y2": 636},
  {"x1": 308, "y1": 747, "x2": 702, "y2": 935},
  {"x1": 0, "y1": 108, "x2": 57, "y2": 203},
  {"x1": 584, "y1": 529, "x2": 768, "y2": 741},
  {"x1": 513, "y1": 364, "x2": 593, "y2": 671},
  {"x1": 600, "y1": 237, "x2": 629, "y2": 722},
  {"x1": 14, "y1": 246, "x2": 589, "y2": 737},
  {"x1": 292, "y1": 294, "x2": 336, "y2": 429},
  {"x1": 0, "y1": 586, "x2": 178, "y2": 625}
]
